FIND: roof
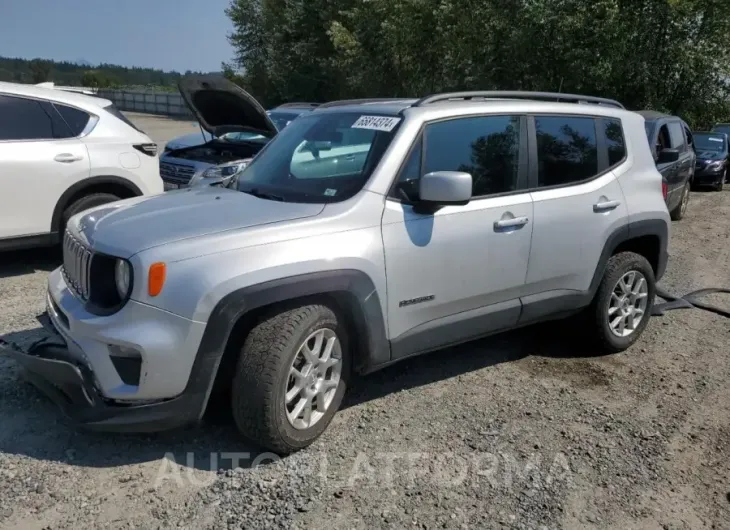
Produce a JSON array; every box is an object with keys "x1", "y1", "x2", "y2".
[
  {"x1": 313, "y1": 99, "x2": 634, "y2": 123},
  {"x1": 0, "y1": 81, "x2": 112, "y2": 110},
  {"x1": 636, "y1": 110, "x2": 673, "y2": 121}
]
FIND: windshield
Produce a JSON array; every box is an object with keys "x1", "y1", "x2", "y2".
[
  {"x1": 267, "y1": 110, "x2": 304, "y2": 131},
  {"x1": 218, "y1": 110, "x2": 304, "y2": 144},
  {"x1": 235, "y1": 111, "x2": 401, "y2": 203},
  {"x1": 694, "y1": 133, "x2": 726, "y2": 152}
]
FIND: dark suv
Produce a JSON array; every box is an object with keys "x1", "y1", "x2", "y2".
[
  {"x1": 639, "y1": 111, "x2": 696, "y2": 221},
  {"x1": 693, "y1": 131, "x2": 728, "y2": 191}
]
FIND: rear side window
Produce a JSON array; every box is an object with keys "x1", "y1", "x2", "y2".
[
  {"x1": 0, "y1": 94, "x2": 72, "y2": 141},
  {"x1": 603, "y1": 118, "x2": 626, "y2": 167},
  {"x1": 104, "y1": 103, "x2": 144, "y2": 133},
  {"x1": 54, "y1": 103, "x2": 91, "y2": 136},
  {"x1": 535, "y1": 116, "x2": 598, "y2": 187}
]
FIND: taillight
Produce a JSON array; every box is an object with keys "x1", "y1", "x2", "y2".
[
  {"x1": 662, "y1": 181, "x2": 668, "y2": 200},
  {"x1": 134, "y1": 143, "x2": 158, "y2": 157}
]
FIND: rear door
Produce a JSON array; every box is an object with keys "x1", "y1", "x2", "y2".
[
  {"x1": 0, "y1": 94, "x2": 90, "y2": 240},
  {"x1": 520, "y1": 114, "x2": 629, "y2": 322}
]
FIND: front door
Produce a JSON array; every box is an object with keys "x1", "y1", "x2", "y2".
[{"x1": 381, "y1": 114, "x2": 533, "y2": 358}]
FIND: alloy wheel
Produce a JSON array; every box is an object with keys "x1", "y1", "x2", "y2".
[
  {"x1": 607, "y1": 270, "x2": 649, "y2": 338},
  {"x1": 284, "y1": 328, "x2": 342, "y2": 430}
]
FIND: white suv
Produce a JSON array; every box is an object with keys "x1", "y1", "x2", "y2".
[{"x1": 0, "y1": 82, "x2": 163, "y2": 251}]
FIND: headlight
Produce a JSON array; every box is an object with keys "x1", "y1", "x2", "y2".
[
  {"x1": 114, "y1": 259, "x2": 132, "y2": 299},
  {"x1": 202, "y1": 159, "x2": 250, "y2": 179},
  {"x1": 189, "y1": 159, "x2": 251, "y2": 188},
  {"x1": 708, "y1": 160, "x2": 725, "y2": 170}
]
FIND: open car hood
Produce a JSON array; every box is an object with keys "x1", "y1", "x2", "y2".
[{"x1": 177, "y1": 75, "x2": 278, "y2": 138}]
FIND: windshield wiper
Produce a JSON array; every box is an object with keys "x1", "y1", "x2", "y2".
[{"x1": 242, "y1": 188, "x2": 286, "y2": 202}]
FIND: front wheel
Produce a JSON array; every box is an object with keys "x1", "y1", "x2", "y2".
[
  {"x1": 231, "y1": 303, "x2": 350, "y2": 454},
  {"x1": 586, "y1": 252, "x2": 656, "y2": 353},
  {"x1": 715, "y1": 170, "x2": 726, "y2": 191}
]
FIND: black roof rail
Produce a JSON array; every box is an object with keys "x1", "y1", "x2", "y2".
[
  {"x1": 275, "y1": 102, "x2": 320, "y2": 109},
  {"x1": 412, "y1": 91, "x2": 625, "y2": 110},
  {"x1": 317, "y1": 98, "x2": 414, "y2": 109}
]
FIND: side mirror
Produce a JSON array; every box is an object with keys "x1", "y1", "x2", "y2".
[
  {"x1": 417, "y1": 171, "x2": 472, "y2": 210},
  {"x1": 657, "y1": 148, "x2": 680, "y2": 164}
]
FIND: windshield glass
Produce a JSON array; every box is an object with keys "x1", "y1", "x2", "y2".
[
  {"x1": 267, "y1": 110, "x2": 304, "y2": 131},
  {"x1": 236, "y1": 111, "x2": 401, "y2": 203},
  {"x1": 694, "y1": 133, "x2": 726, "y2": 152}
]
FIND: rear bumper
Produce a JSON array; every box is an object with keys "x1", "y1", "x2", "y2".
[{"x1": 1, "y1": 313, "x2": 208, "y2": 433}]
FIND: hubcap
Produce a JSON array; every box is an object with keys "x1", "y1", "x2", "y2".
[
  {"x1": 284, "y1": 328, "x2": 342, "y2": 430},
  {"x1": 608, "y1": 270, "x2": 649, "y2": 338}
]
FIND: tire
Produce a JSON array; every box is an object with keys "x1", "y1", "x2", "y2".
[
  {"x1": 586, "y1": 251, "x2": 656, "y2": 354},
  {"x1": 715, "y1": 170, "x2": 725, "y2": 191},
  {"x1": 670, "y1": 181, "x2": 690, "y2": 221},
  {"x1": 61, "y1": 192, "x2": 121, "y2": 229},
  {"x1": 231, "y1": 303, "x2": 350, "y2": 454}
]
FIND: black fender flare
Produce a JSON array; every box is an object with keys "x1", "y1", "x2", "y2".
[
  {"x1": 188, "y1": 270, "x2": 391, "y2": 417},
  {"x1": 586, "y1": 219, "x2": 669, "y2": 300},
  {"x1": 51, "y1": 176, "x2": 143, "y2": 234}
]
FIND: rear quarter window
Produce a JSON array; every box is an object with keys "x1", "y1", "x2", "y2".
[{"x1": 53, "y1": 103, "x2": 91, "y2": 136}]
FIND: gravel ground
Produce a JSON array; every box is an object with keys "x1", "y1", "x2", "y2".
[{"x1": 1, "y1": 185, "x2": 729, "y2": 530}]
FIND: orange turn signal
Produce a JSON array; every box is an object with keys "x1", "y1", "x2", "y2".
[{"x1": 148, "y1": 262, "x2": 166, "y2": 297}]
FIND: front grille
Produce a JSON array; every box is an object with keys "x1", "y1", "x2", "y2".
[
  {"x1": 160, "y1": 161, "x2": 196, "y2": 184},
  {"x1": 62, "y1": 230, "x2": 93, "y2": 301}
]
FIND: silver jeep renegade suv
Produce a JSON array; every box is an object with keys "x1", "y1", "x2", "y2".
[{"x1": 5, "y1": 91, "x2": 670, "y2": 454}]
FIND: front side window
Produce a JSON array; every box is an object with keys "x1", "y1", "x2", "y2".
[
  {"x1": 668, "y1": 121, "x2": 686, "y2": 151},
  {"x1": 237, "y1": 111, "x2": 400, "y2": 203},
  {"x1": 422, "y1": 115, "x2": 522, "y2": 197},
  {"x1": 535, "y1": 116, "x2": 598, "y2": 187},
  {"x1": 0, "y1": 94, "x2": 70, "y2": 141}
]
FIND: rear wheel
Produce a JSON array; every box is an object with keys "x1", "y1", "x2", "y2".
[
  {"x1": 670, "y1": 181, "x2": 690, "y2": 221},
  {"x1": 230, "y1": 303, "x2": 350, "y2": 454},
  {"x1": 586, "y1": 251, "x2": 656, "y2": 353}
]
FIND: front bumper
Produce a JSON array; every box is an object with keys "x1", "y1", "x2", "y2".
[
  {"x1": 0, "y1": 314, "x2": 208, "y2": 433},
  {"x1": 694, "y1": 166, "x2": 725, "y2": 183}
]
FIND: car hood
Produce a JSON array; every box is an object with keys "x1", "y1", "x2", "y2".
[
  {"x1": 177, "y1": 75, "x2": 278, "y2": 138},
  {"x1": 165, "y1": 131, "x2": 211, "y2": 150},
  {"x1": 70, "y1": 188, "x2": 325, "y2": 258},
  {"x1": 696, "y1": 151, "x2": 724, "y2": 161}
]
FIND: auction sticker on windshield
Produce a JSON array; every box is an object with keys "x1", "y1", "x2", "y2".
[{"x1": 352, "y1": 115, "x2": 401, "y2": 132}]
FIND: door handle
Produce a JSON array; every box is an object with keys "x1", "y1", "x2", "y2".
[
  {"x1": 593, "y1": 200, "x2": 621, "y2": 212},
  {"x1": 54, "y1": 153, "x2": 83, "y2": 163},
  {"x1": 494, "y1": 216, "x2": 529, "y2": 230}
]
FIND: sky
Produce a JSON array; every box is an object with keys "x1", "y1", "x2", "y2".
[{"x1": 0, "y1": 0, "x2": 233, "y2": 73}]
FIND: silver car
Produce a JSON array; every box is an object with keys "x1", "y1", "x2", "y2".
[{"x1": 4, "y1": 90, "x2": 670, "y2": 455}]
